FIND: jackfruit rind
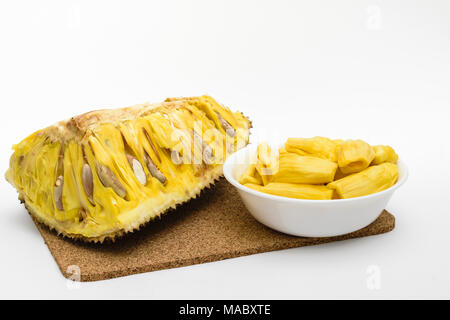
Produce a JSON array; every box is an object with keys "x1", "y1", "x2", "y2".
[{"x1": 5, "y1": 96, "x2": 251, "y2": 242}]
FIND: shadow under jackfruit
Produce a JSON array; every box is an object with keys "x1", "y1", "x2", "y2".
[{"x1": 5, "y1": 96, "x2": 251, "y2": 242}]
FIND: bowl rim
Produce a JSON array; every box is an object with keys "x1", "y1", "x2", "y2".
[{"x1": 223, "y1": 143, "x2": 408, "y2": 203}]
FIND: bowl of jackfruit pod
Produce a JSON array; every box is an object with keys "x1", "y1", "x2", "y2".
[{"x1": 223, "y1": 143, "x2": 408, "y2": 237}]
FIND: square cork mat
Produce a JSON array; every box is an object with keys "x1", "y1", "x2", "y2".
[{"x1": 33, "y1": 179, "x2": 395, "y2": 282}]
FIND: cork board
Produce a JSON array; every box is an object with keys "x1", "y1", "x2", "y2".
[{"x1": 33, "y1": 179, "x2": 395, "y2": 282}]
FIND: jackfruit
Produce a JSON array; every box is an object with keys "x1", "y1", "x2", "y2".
[
  {"x1": 333, "y1": 167, "x2": 349, "y2": 180},
  {"x1": 239, "y1": 138, "x2": 399, "y2": 200},
  {"x1": 238, "y1": 164, "x2": 263, "y2": 185},
  {"x1": 244, "y1": 182, "x2": 334, "y2": 200},
  {"x1": 372, "y1": 145, "x2": 398, "y2": 165},
  {"x1": 337, "y1": 139, "x2": 375, "y2": 174},
  {"x1": 273, "y1": 153, "x2": 337, "y2": 184},
  {"x1": 332, "y1": 139, "x2": 344, "y2": 148},
  {"x1": 327, "y1": 163, "x2": 399, "y2": 199},
  {"x1": 255, "y1": 142, "x2": 278, "y2": 185},
  {"x1": 5, "y1": 95, "x2": 251, "y2": 242},
  {"x1": 285, "y1": 136, "x2": 338, "y2": 162}
]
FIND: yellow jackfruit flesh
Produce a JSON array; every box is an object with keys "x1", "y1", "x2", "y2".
[
  {"x1": 332, "y1": 139, "x2": 344, "y2": 148},
  {"x1": 244, "y1": 182, "x2": 334, "y2": 200},
  {"x1": 255, "y1": 142, "x2": 278, "y2": 185},
  {"x1": 337, "y1": 139, "x2": 375, "y2": 174},
  {"x1": 285, "y1": 136, "x2": 338, "y2": 162},
  {"x1": 239, "y1": 138, "x2": 399, "y2": 201},
  {"x1": 5, "y1": 95, "x2": 251, "y2": 242},
  {"x1": 327, "y1": 163, "x2": 399, "y2": 199},
  {"x1": 273, "y1": 153, "x2": 337, "y2": 184},
  {"x1": 372, "y1": 145, "x2": 399, "y2": 165},
  {"x1": 333, "y1": 168, "x2": 349, "y2": 180},
  {"x1": 238, "y1": 164, "x2": 263, "y2": 185}
]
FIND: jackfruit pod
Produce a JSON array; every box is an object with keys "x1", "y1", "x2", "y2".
[
  {"x1": 165, "y1": 96, "x2": 251, "y2": 158},
  {"x1": 285, "y1": 136, "x2": 338, "y2": 162},
  {"x1": 371, "y1": 145, "x2": 398, "y2": 165},
  {"x1": 244, "y1": 182, "x2": 334, "y2": 200},
  {"x1": 238, "y1": 164, "x2": 263, "y2": 185},
  {"x1": 334, "y1": 167, "x2": 349, "y2": 180},
  {"x1": 166, "y1": 96, "x2": 236, "y2": 138},
  {"x1": 332, "y1": 139, "x2": 344, "y2": 148},
  {"x1": 337, "y1": 139, "x2": 375, "y2": 174},
  {"x1": 327, "y1": 163, "x2": 398, "y2": 199},
  {"x1": 255, "y1": 142, "x2": 279, "y2": 185},
  {"x1": 273, "y1": 153, "x2": 337, "y2": 184}
]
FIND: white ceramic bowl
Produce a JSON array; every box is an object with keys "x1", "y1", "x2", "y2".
[{"x1": 223, "y1": 143, "x2": 408, "y2": 237}]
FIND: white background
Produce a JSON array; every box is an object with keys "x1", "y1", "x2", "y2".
[{"x1": 1, "y1": 0, "x2": 449, "y2": 299}]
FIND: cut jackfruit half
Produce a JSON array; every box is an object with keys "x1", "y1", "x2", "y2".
[{"x1": 5, "y1": 96, "x2": 251, "y2": 242}]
